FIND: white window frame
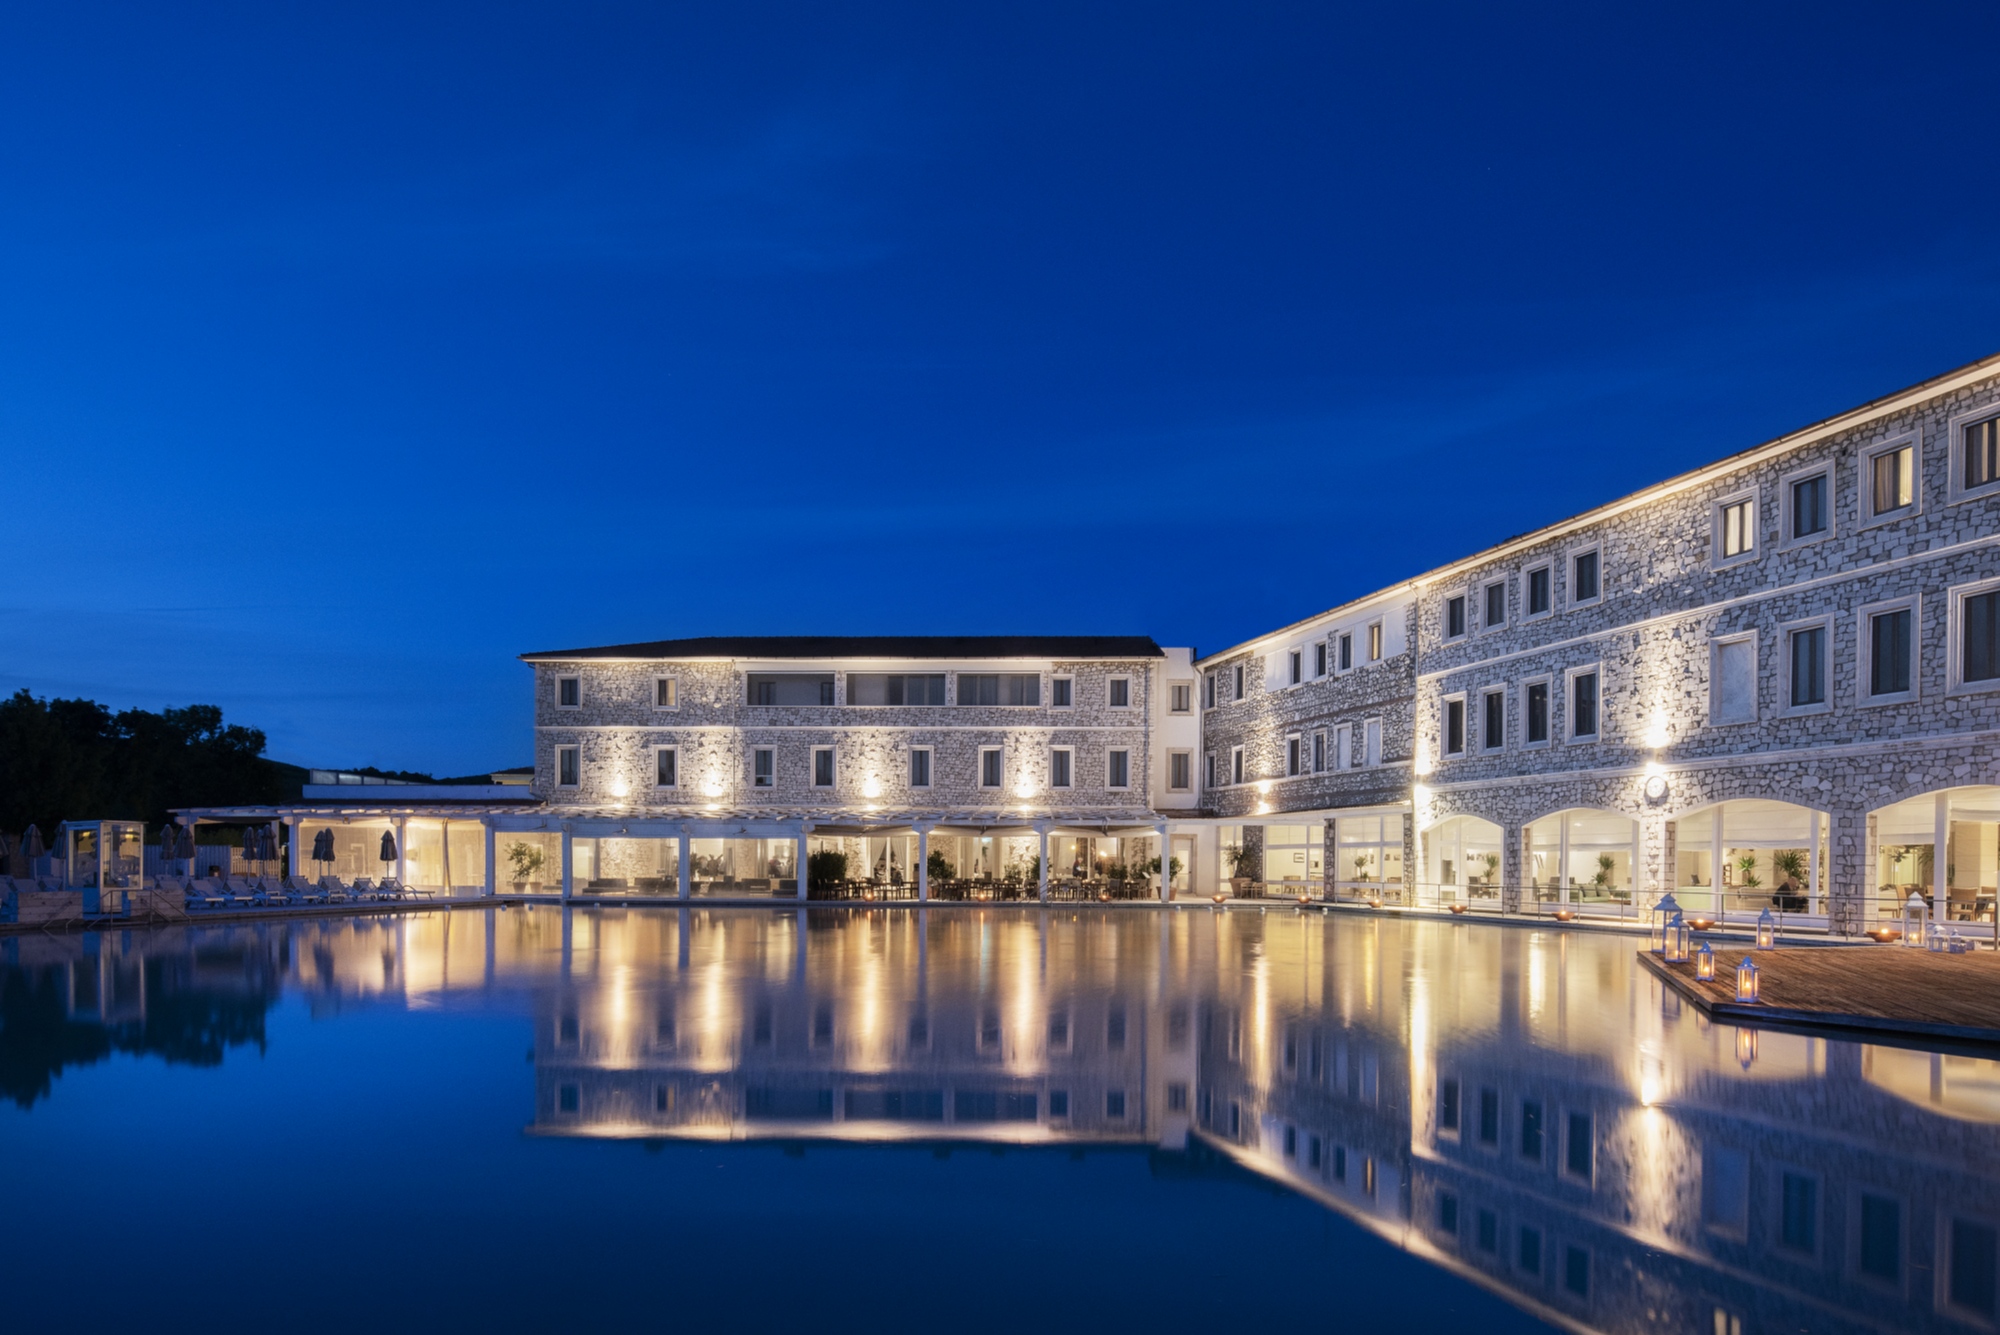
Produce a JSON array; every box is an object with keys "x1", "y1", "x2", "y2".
[
  {"x1": 1050, "y1": 675, "x2": 1075, "y2": 710},
  {"x1": 1048, "y1": 746, "x2": 1073, "y2": 789},
  {"x1": 1948, "y1": 404, "x2": 2000, "y2": 505},
  {"x1": 1232, "y1": 664, "x2": 1245, "y2": 700},
  {"x1": 1778, "y1": 616, "x2": 1834, "y2": 717},
  {"x1": 1481, "y1": 578, "x2": 1508, "y2": 632},
  {"x1": 1107, "y1": 675, "x2": 1132, "y2": 709},
  {"x1": 1566, "y1": 542, "x2": 1602, "y2": 609},
  {"x1": 1522, "y1": 562, "x2": 1554, "y2": 621},
  {"x1": 1168, "y1": 681, "x2": 1192, "y2": 714},
  {"x1": 555, "y1": 744, "x2": 581, "y2": 788},
  {"x1": 1520, "y1": 674, "x2": 1554, "y2": 750},
  {"x1": 1363, "y1": 718, "x2": 1383, "y2": 767},
  {"x1": 908, "y1": 745, "x2": 933, "y2": 789},
  {"x1": 1334, "y1": 724, "x2": 1352, "y2": 770},
  {"x1": 751, "y1": 747, "x2": 777, "y2": 789},
  {"x1": 1106, "y1": 748, "x2": 1132, "y2": 791},
  {"x1": 652, "y1": 745, "x2": 680, "y2": 789},
  {"x1": 1856, "y1": 595, "x2": 1920, "y2": 707},
  {"x1": 1710, "y1": 486, "x2": 1762, "y2": 568},
  {"x1": 978, "y1": 746, "x2": 1005, "y2": 790},
  {"x1": 1443, "y1": 590, "x2": 1470, "y2": 642},
  {"x1": 1314, "y1": 641, "x2": 1329, "y2": 678},
  {"x1": 1285, "y1": 733, "x2": 1302, "y2": 777},
  {"x1": 1861, "y1": 433, "x2": 1922, "y2": 526},
  {"x1": 810, "y1": 745, "x2": 837, "y2": 789},
  {"x1": 555, "y1": 674, "x2": 582, "y2": 710},
  {"x1": 652, "y1": 675, "x2": 679, "y2": 710},
  {"x1": 1312, "y1": 729, "x2": 1326, "y2": 773},
  {"x1": 1203, "y1": 671, "x2": 1215, "y2": 709},
  {"x1": 1366, "y1": 620, "x2": 1385, "y2": 662},
  {"x1": 1564, "y1": 664, "x2": 1602, "y2": 741},
  {"x1": 1204, "y1": 752, "x2": 1216, "y2": 789},
  {"x1": 1709, "y1": 631, "x2": 1760, "y2": 726},
  {"x1": 1230, "y1": 746, "x2": 1244, "y2": 786},
  {"x1": 1480, "y1": 687, "x2": 1506, "y2": 752},
  {"x1": 1167, "y1": 749, "x2": 1192, "y2": 792},
  {"x1": 1287, "y1": 649, "x2": 1303, "y2": 686},
  {"x1": 1948, "y1": 574, "x2": 2000, "y2": 696},
  {"x1": 1441, "y1": 692, "x2": 1467, "y2": 758},
  {"x1": 1779, "y1": 461, "x2": 1836, "y2": 548}
]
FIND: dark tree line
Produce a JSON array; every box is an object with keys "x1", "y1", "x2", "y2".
[{"x1": 0, "y1": 690, "x2": 302, "y2": 837}]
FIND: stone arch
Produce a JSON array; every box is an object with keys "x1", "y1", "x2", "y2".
[
  {"x1": 1521, "y1": 808, "x2": 1642, "y2": 914},
  {"x1": 1668, "y1": 798, "x2": 1829, "y2": 922},
  {"x1": 1866, "y1": 784, "x2": 2000, "y2": 933}
]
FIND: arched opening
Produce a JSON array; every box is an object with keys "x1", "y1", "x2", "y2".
[
  {"x1": 1524, "y1": 809, "x2": 1640, "y2": 913},
  {"x1": 1421, "y1": 815, "x2": 1503, "y2": 910},
  {"x1": 1673, "y1": 799, "x2": 1826, "y2": 921},
  {"x1": 1870, "y1": 785, "x2": 2000, "y2": 931}
]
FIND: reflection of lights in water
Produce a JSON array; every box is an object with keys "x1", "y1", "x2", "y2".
[{"x1": 1736, "y1": 1028, "x2": 1758, "y2": 1070}]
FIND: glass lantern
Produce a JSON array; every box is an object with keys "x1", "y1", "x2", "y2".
[
  {"x1": 1755, "y1": 907, "x2": 1776, "y2": 951},
  {"x1": 1649, "y1": 891, "x2": 1682, "y2": 955},
  {"x1": 1694, "y1": 941, "x2": 1715, "y2": 981},
  {"x1": 1900, "y1": 891, "x2": 1928, "y2": 949},
  {"x1": 1736, "y1": 1028, "x2": 1758, "y2": 1070},
  {"x1": 1665, "y1": 913, "x2": 1691, "y2": 963},
  {"x1": 1735, "y1": 956, "x2": 1760, "y2": 1003}
]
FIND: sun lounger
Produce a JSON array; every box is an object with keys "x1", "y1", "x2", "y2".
[
  {"x1": 185, "y1": 879, "x2": 227, "y2": 910},
  {"x1": 288, "y1": 875, "x2": 329, "y2": 904}
]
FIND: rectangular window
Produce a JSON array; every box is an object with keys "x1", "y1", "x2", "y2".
[
  {"x1": 1566, "y1": 1111, "x2": 1592, "y2": 1179},
  {"x1": 1478, "y1": 1087, "x2": 1499, "y2": 1145},
  {"x1": 1286, "y1": 736, "x2": 1301, "y2": 777},
  {"x1": 1780, "y1": 1172, "x2": 1818, "y2": 1253},
  {"x1": 1205, "y1": 753, "x2": 1215, "y2": 788},
  {"x1": 812, "y1": 748, "x2": 834, "y2": 788},
  {"x1": 1712, "y1": 635, "x2": 1757, "y2": 724},
  {"x1": 979, "y1": 748, "x2": 1003, "y2": 788},
  {"x1": 1106, "y1": 1090, "x2": 1126, "y2": 1119},
  {"x1": 1870, "y1": 608, "x2": 1912, "y2": 696},
  {"x1": 1364, "y1": 719, "x2": 1382, "y2": 766},
  {"x1": 1483, "y1": 690, "x2": 1504, "y2": 750},
  {"x1": 1169, "y1": 683, "x2": 1190, "y2": 713},
  {"x1": 847, "y1": 673, "x2": 947, "y2": 706},
  {"x1": 909, "y1": 748, "x2": 932, "y2": 788},
  {"x1": 1168, "y1": 751, "x2": 1190, "y2": 791},
  {"x1": 1107, "y1": 750, "x2": 1130, "y2": 789},
  {"x1": 957, "y1": 674, "x2": 1040, "y2": 706},
  {"x1": 1571, "y1": 672, "x2": 1598, "y2": 738},
  {"x1": 752, "y1": 749, "x2": 774, "y2": 788},
  {"x1": 1858, "y1": 1193, "x2": 1900, "y2": 1282},
  {"x1": 1525, "y1": 681, "x2": 1549, "y2": 744},
  {"x1": 1367, "y1": 622, "x2": 1383, "y2": 661},
  {"x1": 1951, "y1": 1218, "x2": 1999, "y2": 1318},
  {"x1": 1789, "y1": 626, "x2": 1827, "y2": 707},
  {"x1": 1477, "y1": 1209, "x2": 1497, "y2": 1253},
  {"x1": 655, "y1": 748, "x2": 678, "y2": 788},
  {"x1": 1791, "y1": 473, "x2": 1828, "y2": 538},
  {"x1": 1526, "y1": 566, "x2": 1551, "y2": 616},
  {"x1": 1334, "y1": 724, "x2": 1351, "y2": 770},
  {"x1": 1446, "y1": 595, "x2": 1466, "y2": 639},
  {"x1": 748, "y1": 673, "x2": 836, "y2": 706},
  {"x1": 1312, "y1": 731, "x2": 1325, "y2": 773},
  {"x1": 1289, "y1": 651, "x2": 1301, "y2": 685},
  {"x1": 1233, "y1": 664, "x2": 1244, "y2": 699},
  {"x1": 1520, "y1": 1099, "x2": 1544, "y2": 1161},
  {"x1": 1970, "y1": 417, "x2": 2000, "y2": 491},
  {"x1": 1519, "y1": 1226, "x2": 1542, "y2": 1275},
  {"x1": 1314, "y1": 642, "x2": 1327, "y2": 677},
  {"x1": 1444, "y1": 698, "x2": 1465, "y2": 756},
  {"x1": 654, "y1": 677, "x2": 678, "y2": 709},
  {"x1": 1564, "y1": 1246, "x2": 1589, "y2": 1297},
  {"x1": 1438, "y1": 1193, "x2": 1459, "y2": 1236},
  {"x1": 556, "y1": 675, "x2": 580, "y2": 708},
  {"x1": 1338, "y1": 634, "x2": 1353, "y2": 671},
  {"x1": 1439, "y1": 1078, "x2": 1460, "y2": 1134},
  {"x1": 1720, "y1": 497, "x2": 1756, "y2": 558},
  {"x1": 1484, "y1": 581, "x2": 1506, "y2": 629},
  {"x1": 1231, "y1": 747, "x2": 1244, "y2": 785},
  {"x1": 1703, "y1": 1146, "x2": 1749, "y2": 1235},
  {"x1": 1333, "y1": 1146, "x2": 1346, "y2": 1182},
  {"x1": 1203, "y1": 672, "x2": 1215, "y2": 708},
  {"x1": 1051, "y1": 676, "x2": 1073, "y2": 708},
  {"x1": 1108, "y1": 677, "x2": 1130, "y2": 708},
  {"x1": 1572, "y1": 549, "x2": 1600, "y2": 603},
  {"x1": 1966, "y1": 589, "x2": 2000, "y2": 684},
  {"x1": 557, "y1": 745, "x2": 579, "y2": 787},
  {"x1": 1050, "y1": 748, "x2": 1072, "y2": 788},
  {"x1": 1873, "y1": 443, "x2": 1915, "y2": 515}
]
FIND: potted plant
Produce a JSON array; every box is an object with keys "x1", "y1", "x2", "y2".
[
  {"x1": 806, "y1": 849, "x2": 848, "y2": 893},
  {"x1": 1226, "y1": 844, "x2": 1258, "y2": 893},
  {"x1": 926, "y1": 850, "x2": 954, "y2": 883},
  {"x1": 506, "y1": 841, "x2": 545, "y2": 891},
  {"x1": 1736, "y1": 853, "x2": 1761, "y2": 891}
]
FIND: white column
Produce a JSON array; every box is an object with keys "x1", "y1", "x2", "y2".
[
  {"x1": 1558, "y1": 815, "x2": 1571, "y2": 907},
  {"x1": 560, "y1": 826, "x2": 574, "y2": 901},
  {"x1": 285, "y1": 817, "x2": 301, "y2": 882},
  {"x1": 1710, "y1": 807, "x2": 1725, "y2": 919},
  {"x1": 439, "y1": 819, "x2": 452, "y2": 894},
  {"x1": 677, "y1": 826, "x2": 691, "y2": 901},
  {"x1": 482, "y1": 821, "x2": 497, "y2": 897},
  {"x1": 916, "y1": 825, "x2": 931, "y2": 903},
  {"x1": 1156, "y1": 823, "x2": 1172, "y2": 902},
  {"x1": 1808, "y1": 810, "x2": 1821, "y2": 916},
  {"x1": 394, "y1": 816, "x2": 409, "y2": 887},
  {"x1": 797, "y1": 823, "x2": 811, "y2": 902},
  {"x1": 1936, "y1": 791, "x2": 1951, "y2": 916},
  {"x1": 1036, "y1": 823, "x2": 1050, "y2": 904}
]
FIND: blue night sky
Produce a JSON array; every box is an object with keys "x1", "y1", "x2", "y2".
[{"x1": 3, "y1": 3, "x2": 1998, "y2": 775}]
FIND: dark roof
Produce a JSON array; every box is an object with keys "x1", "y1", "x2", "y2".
[{"x1": 520, "y1": 635, "x2": 1164, "y2": 662}]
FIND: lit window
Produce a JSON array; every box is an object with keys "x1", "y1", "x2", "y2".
[
  {"x1": 1720, "y1": 497, "x2": 1756, "y2": 557},
  {"x1": 1367, "y1": 622, "x2": 1383, "y2": 661},
  {"x1": 654, "y1": 677, "x2": 678, "y2": 709},
  {"x1": 1969, "y1": 417, "x2": 2000, "y2": 491},
  {"x1": 1872, "y1": 444, "x2": 1915, "y2": 515}
]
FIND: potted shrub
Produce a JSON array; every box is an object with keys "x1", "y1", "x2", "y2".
[
  {"x1": 806, "y1": 849, "x2": 848, "y2": 893},
  {"x1": 1226, "y1": 844, "x2": 1259, "y2": 893},
  {"x1": 506, "y1": 841, "x2": 545, "y2": 892}
]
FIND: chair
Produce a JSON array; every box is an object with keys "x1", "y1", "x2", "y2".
[
  {"x1": 185, "y1": 879, "x2": 227, "y2": 910},
  {"x1": 289, "y1": 875, "x2": 330, "y2": 904}
]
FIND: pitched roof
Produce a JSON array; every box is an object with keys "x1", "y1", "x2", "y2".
[{"x1": 519, "y1": 635, "x2": 1165, "y2": 662}]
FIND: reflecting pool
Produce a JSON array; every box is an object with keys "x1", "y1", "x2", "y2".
[{"x1": 4, "y1": 907, "x2": 1997, "y2": 1333}]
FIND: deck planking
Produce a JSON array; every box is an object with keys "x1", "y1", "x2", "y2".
[{"x1": 1642, "y1": 943, "x2": 2000, "y2": 1045}]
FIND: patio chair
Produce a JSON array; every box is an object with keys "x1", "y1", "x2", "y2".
[
  {"x1": 350, "y1": 877, "x2": 380, "y2": 900},
  {"x1": 320, "y1": 875, "x2": 355, "y2": 901},
  {"x1": 184, "y1": 879, "x2": 227, "y2": 910},
  {"x1": 287, "y1": 874, "x2": 328, "y2": 904}
]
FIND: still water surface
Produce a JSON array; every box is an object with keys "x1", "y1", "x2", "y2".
[{"x1": 3, "y1": 907, "x2": 1996, "y2": 1333}]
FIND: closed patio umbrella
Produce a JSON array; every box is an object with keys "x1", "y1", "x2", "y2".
[
  {"x1": 379, "y1": 830, "x2": 398, "y2": 873},
  {"x1": 22, "y1": 825, "x2": 45, "y2": 861},
  {"x1": 177, "y1": 826, "x2": 196, "y2": 861},
  {"x1": 313, "y1": 828, "x2": 333, "y2": 864}
]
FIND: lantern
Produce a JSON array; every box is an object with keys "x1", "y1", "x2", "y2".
[
  {"x1": 1649, "y1": 892, "x2": 1682, "y2": 955},
  {"x1": 1665, "y1": 913, "x2": 1691, "y2": 963},
  {"x1": 1928, "y1": 926, "x2": 1947, "y2": 954},
  {"x1": 1734, "y1": 956, "x2": 1760, "y2": 1003},
  {"x1": 1901, "y1": 891, "x2": 1928, "y2": 949},
  {"x1": 1735, "y1": 1027, "x2": 1758, "y2": 1070},
  {"x1": 1755, "y1": 907, "x2": 1776, "y2": 951},
  {"x1": 1694, "y1": 941, "x2": 1716, "y2": 982}
]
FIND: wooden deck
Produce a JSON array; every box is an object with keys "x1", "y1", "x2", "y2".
[{"x1": 1641, "y1": 943, "x2": 2000, "y2": 1046}]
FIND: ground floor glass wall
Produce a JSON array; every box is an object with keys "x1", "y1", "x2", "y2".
[
  {"x1": 1526, "y1": 810, "x2": 1639, "y2": 908},
  {"x1": 1871, "y1": 786, "x2": 1999, "y2": 926},
  {"x1": 1335, "y1": 815, "x2": 1403, "y2": 900},
  {"x1": 1674, "y1": 800, "x2": 1825, "y2": 919},
  {"x1": 1422, "y1": 815, "x2": 1503, "y2": 908}
]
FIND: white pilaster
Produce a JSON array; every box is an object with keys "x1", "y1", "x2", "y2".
[
  {"x1": 797, "y1": 823, "x2": 812, "y2": 902},
  {"x1": 1156, "y1": 823, "x2": 1172, "y2": 902},
  {"x1": 1936, "y1": 791, "x2": 1951, "y2": 913},
  {"x1": 678, "y1": 826, "x2": 691, "y2": 900},
  {"x1": 483, "y1": 821, "x2": 497, "y2": 897},
  {"x1": 916, "y1": 825, "x2": 931, "y2": 903},
  {"x1": 560, "y1": 825, "x2": 574, "y2": 901}
]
